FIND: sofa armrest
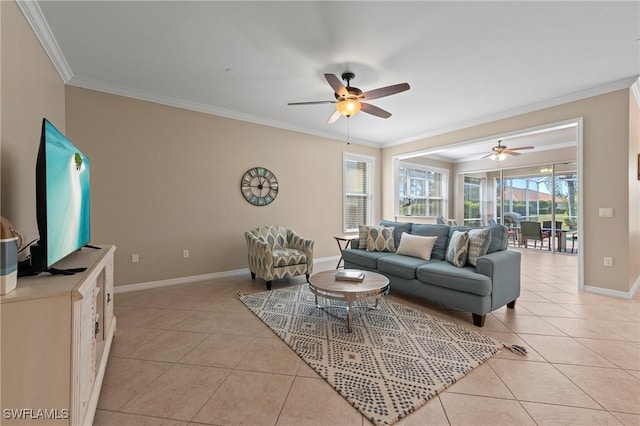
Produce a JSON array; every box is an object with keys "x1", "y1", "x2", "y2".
[
  {"x1": 350, "y1": 238, "x2": 360, "y2": 249},
  {"x1": 476, "y1": 250, "x2": 521, "y2": 310}
]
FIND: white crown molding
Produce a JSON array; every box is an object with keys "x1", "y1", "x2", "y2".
[
  {"x1": 382, "y1": 75, "x2": 640, "y2": 148},
  {"x1": 67, "y1": 76, "x2": 380, "y2": 148},
  {"x1": 16, "y1": 0, "x2": 73, "y2": 83},
  {"x1": 631, "y1": 77, "x2": 640, "y2": 108}
]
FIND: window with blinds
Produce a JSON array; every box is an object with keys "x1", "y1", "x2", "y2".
[{"x1": 343, "y1": 153, "x2": 374, "y2": 233}]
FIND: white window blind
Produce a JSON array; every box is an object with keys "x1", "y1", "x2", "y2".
[{"x1": 343, "y1": 153, "x2": 374, "y2": 233}]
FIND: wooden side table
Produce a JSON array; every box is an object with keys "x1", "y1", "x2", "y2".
[{"x1": 333, "y1": 235, "x2": 356, "y2": 269}]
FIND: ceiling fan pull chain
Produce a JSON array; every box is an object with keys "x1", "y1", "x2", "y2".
[{"x1": 347, "y1": 117, "x2": 350, "y2": 145}]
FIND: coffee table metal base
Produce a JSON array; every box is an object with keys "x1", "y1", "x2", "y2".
[{"x1": 309, "y1": 281, "x2": 390, "y2": 331}]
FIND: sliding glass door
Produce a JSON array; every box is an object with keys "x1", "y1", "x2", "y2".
[{"x1": 460, "y1": 162, "x2": 578, "y2": 253}]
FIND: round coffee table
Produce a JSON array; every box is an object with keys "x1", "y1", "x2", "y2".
[{"x1": 308, "y1": 269, "x2": 390, "y2": 331}]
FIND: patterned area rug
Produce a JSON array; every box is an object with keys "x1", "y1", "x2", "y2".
[{"x1": 239, "y1": 284, "x2": 507, "y2": 426}]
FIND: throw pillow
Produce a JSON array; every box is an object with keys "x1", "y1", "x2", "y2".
[
  {"x1": 358, "y1": 225, "x2": 369, "y2": 249},
  {"x1": 467, "y1": 228, "x2": 491, "y2": 266},
  {"x1": 366, "y1": 226, "x2": 396, "y2": 252},
  {"x1": 395, "y1": 232, "x2": 438, "y2": 260},
  {"x1": 446, "y1": 230, "x2": 469, "y2": 267}
]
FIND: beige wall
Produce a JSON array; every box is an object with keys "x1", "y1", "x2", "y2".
[
  {"x1": 629, "y1": 89, "x2": 640, "y2": 290},
  {"x1": 1, "y1": 0, "x2": 66, "y2": 242},
  {"x1": 3, "y1": 0, "x2": 637, "y2": 294},
  {"x1": 65, "y1": 87, "x2": 380, "y2": 286},
  {"x1": 383, "y1": 90, "x2": 637, "y2": 294}
]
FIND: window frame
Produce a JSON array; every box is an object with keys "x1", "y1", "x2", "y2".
[
  {"x1": 343, "y1": 152, "x2": 375, "y2": 233},
  {"x1": 397, "y1": 161, "x2": 448, "y2": 217}
]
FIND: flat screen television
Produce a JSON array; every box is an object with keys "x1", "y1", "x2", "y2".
[{"x1": 19, "y1": 118, "x2": 92, "y2": 276}]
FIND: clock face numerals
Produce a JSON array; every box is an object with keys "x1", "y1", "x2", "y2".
[{"x1": 241, "y1": 167, "x2": 279, "y2": 206}]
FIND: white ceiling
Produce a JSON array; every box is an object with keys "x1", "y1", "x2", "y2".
[{"x1": 28, "y1": 1, "x2": 640, "y2": 149}]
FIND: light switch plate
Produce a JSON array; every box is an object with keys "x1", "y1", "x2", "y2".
[{"x1": 599, "y1": 208, "x2": 613, "y2": 218}]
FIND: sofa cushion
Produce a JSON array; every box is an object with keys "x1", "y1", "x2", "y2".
[
  {"x1": 378, "y1": 254, "x2": 430, "y2": 280},
  {"x1": 379, "y1": 220, "x2": 412, "y2": 248},
  {"x1": 395, "y1": 233, "x2": 438, "y2": 260},
  {"x1": 358, "y1": 225, "x2": 369, "y2": 249},
  {"x1": 409, "y1": 224, "x2": 450, "y2": 261},
  {"x1": 341, "y1": 248, "x2": 393, "y2": 269},
  {"x1": 467, "y1": 228, "x2": 491, "y2": 266},
  {"x1": 416, "y1": 261, "x2": 492, "y2": 297},
  {"x1": 445, "y1": 230, "x2": 469, "y2": 267},
  {"x1": 486, "y1": 224, "x2": 508, "y2": 253},
  {"x1": 366, "y1": 226, "x2": 396, "y2": 252}
]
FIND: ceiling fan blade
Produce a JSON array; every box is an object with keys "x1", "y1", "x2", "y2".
[
  {"x1": 360, "y1": 102, "x2": 392, "y2": 119},
  {"x1": 480, "y1": 153, "x2": 494, "y2": 159},
  {"x1": 327, "y1": 110, "x2": 342, "y2": 124},
  {"x1": 361, "y1": 83, "x2": 410, "y2": 100},
  {"x1": 506, "y1": 146, "x2": 535, "y2": 151},
  {"x1": 324, "y1": 74, "x2": 348, "y2": 97},
  {"x1": 505, "y1": 150, "x2": 522, "y2": 156},
  {"x1": 287, "y1": 100, "x2": 335, "y2": 106}
]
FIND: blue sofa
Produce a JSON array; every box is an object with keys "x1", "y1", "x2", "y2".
[{"x1": 342, "y1": 220, "x2": 521, "y2": 327}]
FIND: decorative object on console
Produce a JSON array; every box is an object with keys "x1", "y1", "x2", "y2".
[
  {"x1": 1, "y1": 217, "x2": 22, "y2": 295},
  {"x1": 240, "y1": 167, "x2": 278, "y2": 206}
]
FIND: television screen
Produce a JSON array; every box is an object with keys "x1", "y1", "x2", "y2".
[{"x1": 39, "y1": 118, "x2": 91, "y2": 268}]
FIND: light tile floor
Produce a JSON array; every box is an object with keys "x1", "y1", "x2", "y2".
[{"x1": 95, "y1": 249, "x2": 640, "y2": 426}]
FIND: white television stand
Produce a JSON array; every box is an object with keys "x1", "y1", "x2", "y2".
[{"x1": 1, "y1": 245, "x2": 116, "y2": 425}]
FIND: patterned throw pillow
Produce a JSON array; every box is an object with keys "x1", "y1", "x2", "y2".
[
  {"x1": 366, "y1": 226, "x2": 396, "y2": 252},
  {"x1": 396, "y1": 232, "x2": 438, "y2": 260},
  {"x1": 358, "y1": 225, "x2": 369, "y2": 249},
  {"x1": 446, "y1": 230, "x2": 469, "y2": 267},
  {"x1": 467, "y1": 228, "x2": 491, "y2": 266}
]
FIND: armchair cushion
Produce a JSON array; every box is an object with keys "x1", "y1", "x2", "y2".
[{"x1": 272, "y1": 248, "x2": 307, "y2": 267}]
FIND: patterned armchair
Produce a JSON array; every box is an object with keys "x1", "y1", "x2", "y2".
[{"x1": 245, "y1": 226, "x2": 314, "y2": 290}]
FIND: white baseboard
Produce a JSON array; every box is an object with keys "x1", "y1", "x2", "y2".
[
  {"x1": 583, "y1": 278, "x2": 639, "y2": 300},
  {"x1": 114, "y1": 255, "x2": 340, "y2": 294}
]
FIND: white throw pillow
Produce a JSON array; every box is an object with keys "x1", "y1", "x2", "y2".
[{"x1": 395, "y1": 232, "x2": 438, "y2": 260}]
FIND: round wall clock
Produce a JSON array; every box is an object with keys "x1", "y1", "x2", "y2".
[{"x1": 240, "y1": 167, "x2": 279, "y2": 206}]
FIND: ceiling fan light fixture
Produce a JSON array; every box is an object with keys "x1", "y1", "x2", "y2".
[
  {"x1": 498, "y1": 152, "x2": 507, "y2": 161},
  {"x1": 336, "y1": 99, "x2": 361, "y2": 117}
]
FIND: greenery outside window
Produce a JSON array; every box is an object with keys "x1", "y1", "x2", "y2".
[
  {"x1": 464, "y1": 176, "x2": 483, "y2": 227},
  {"x1": 398, "y1": 163, "x2": 447, "y2": 217},
  {"x1": 343, "y1": 153, "x2": 374, "y2": 232}
]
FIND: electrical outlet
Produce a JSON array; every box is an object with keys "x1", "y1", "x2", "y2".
[
  {"x1": 183, "y1": 250, "x2": 189, "y2": 259},
  {"x1": 131, "y1": 253, "x2": 139, "y2": 263},
  {"x1": 604, "y1": 257, "x2": 613, "y2": 267}
]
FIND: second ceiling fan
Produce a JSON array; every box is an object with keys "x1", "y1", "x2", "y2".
[
  {"x1": 482, "y1": 140, "x2": 534, "y2": 160},
  {"x1": 288, "y1": 72, "x2": 410, "y2": 123}
]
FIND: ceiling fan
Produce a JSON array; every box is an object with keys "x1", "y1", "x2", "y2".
[
  {"x1": 288, "y1": 72, "x2": 410, "y2": 123},
  {"x1": 481, "y1": 140, "x2": 534, "y2": 161}
]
